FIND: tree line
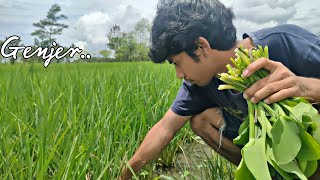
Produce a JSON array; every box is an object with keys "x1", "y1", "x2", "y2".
[{"x1": 0, "y1": 4, "x2": 151, "y2": 64}]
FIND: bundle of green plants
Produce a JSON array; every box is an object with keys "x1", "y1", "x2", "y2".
[{"x1": 218, "y1": 45, "x2": 320, "y2": 179}]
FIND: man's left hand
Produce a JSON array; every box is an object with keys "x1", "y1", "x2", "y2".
[{"x1": 242, "y1": 58, "x2": 307, "y2": 104}]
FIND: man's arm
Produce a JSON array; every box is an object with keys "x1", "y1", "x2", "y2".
[
  {"x1": 120, "y1": 109, "x2": 191, "y2": 179},
  {"x1": 300, "y1": 77, "x2": 320, "y2": 114},
  {"x1": 298, "y1": 77, "x2": 320, "y2": 103}
]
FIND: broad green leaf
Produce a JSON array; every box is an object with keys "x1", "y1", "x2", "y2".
[
  {"x1": 309, "y1": 113, "x2": 320, "y2": 144},
  {"x1": 290, "y1": 102, "x2": 320, "y2": 123},
  {"x1": 266, "y1": 138, "x2": 275, "y2": 162},
  {"x1": 257, "y1": 104, "x2": 267, "y2": 139},
  {"x1": 314, "y1": 127, "x2": 320, "y2": 144},
  {"x1": 280, "y1": 98, "x2": 299, "y2": 107},
  {"x1": 297, "y1": 124, "x2": 320, "y2": 161},
  {"x1": 307, "y1": 122, "x2": 318, "y2": 134},
  {"x1": 302, "y1": 114, "x2": 314, "y2": 123},
  {"x1": 304, "y1": 160, "x2": 318, "y2": 178},
  {"x1": 235, "y1": 158, "x2": 255, "y2": 180},
  {"x1": 301, "y1": 116, "x2": 317, "y2": 135},
  {"x1": 255, "y1": 124, "x2": 262, "y2": 139},
  {"x1": 233, "y1": 126, "x2": 249, "y2": 145},
  {"x1": 239, "y1": 116, "x2": 249, "y2": 135},
  {"x1": 271, "y1": 116, "x2": 301, "y2": 164},
  {"x1": 278, "y1": 161, "x2": 307, "y2": 180},
  {"x1": 243, "y1": 139, "x2": 272, "y2": 180},
  {"x1": 234, "y1": 117, "x2": 250, "y2": 145},
  {"x1": 267, "y1": 156, "x2": 295, "y2": 180},
  {"x1": 242, "y1": 109, "x2": 272, "y2": 180},
  {"x1": 297, "y1": 158, "x2": 307, "y2": 173}
]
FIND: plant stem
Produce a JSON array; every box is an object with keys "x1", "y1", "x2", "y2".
[{"x1": 247, "y1": 100, "x2": 255, "y2": 139}]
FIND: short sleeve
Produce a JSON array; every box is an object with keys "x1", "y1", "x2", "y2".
[{"x1": 305, "y1": 41, "x2": 320, "y2": 78}]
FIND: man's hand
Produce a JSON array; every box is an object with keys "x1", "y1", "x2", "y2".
[
  {"x1": 119, "y1": 160, "x2": 147, "y2": 180},
  {"x1": 119, "y1": 165, "x2": 133, "y2": 180},
  {"x1": 242, "y1": 58, "x2": 308, "y2": 104},
  {"x1": 117, "y1": 109, "x2": 191, "y2": 180}
]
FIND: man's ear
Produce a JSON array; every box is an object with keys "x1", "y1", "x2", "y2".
[{"x1": 195, "y1": 37, "x2": 211, "y2": 57}]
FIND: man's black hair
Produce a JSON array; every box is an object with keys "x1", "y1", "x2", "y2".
[{"x1": 149, "y1": 0, "x2": 237, "y2": 63}]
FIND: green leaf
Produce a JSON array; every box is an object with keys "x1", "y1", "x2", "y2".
[
  {"x1": 301, "y1": 114, "x2": 317, "y2": 134},
  {"x1": 233, "y1": 126, "x2": 249, "y2": 145},
  {"x1": 239, "y1": 116, "x2": 249, "y2": 134},
  {"x1": 288, "y1": 101, "x2": 320, "y2": 144},
  {"x1": 313, "y1": 127, "x2": 320, "y2": 144},
  {"x1": 297, "y1": 158, "x2": 307, "y2": 173},
  {"x1": 255, "y1": 124, "x2": 262, "y2": 139},
  {"x1": 239, "y1": 103, "x2": 272, "y2": 180},
  {"x1": 290, "y1": 102, "x2": 319, "y2": 122},
  {"x1": 308, "y1": 113, "x2": 320, "y2": 144},
  {"x1": 234, "y1": 117, "x2": 250, "y2": 145},
  {"x1": 296, "y1": 124, "x2": 320, "y2": 161},
  {"x1": 266, "y1": 138, "x2": 275, "y2": 161},
  {"x1": 271, "y1": 116, "x2": 301, "y2": 164},
  {"x1": 278, "y1": 161, "x2": 308, "y2": 180},
  {"x1": 242, "y1": 127, "x2": 272, "y2": 179},
  {"x1": 235, "y1": 158, "x2": 255, "y2": 180},
  {"x1": 304, "y1": 160, "x2": 318, "y2": 178},
  {"x1": 267, "y1": 156, "x2": 295, "y2": 180}
]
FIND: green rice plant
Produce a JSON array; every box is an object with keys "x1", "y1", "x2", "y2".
[
  {"x1": 0, "y1": 62, "x2": 237, "y2": 179},
  {"x1": 0, "y1": 62, "x2": 194, "y2": 179}
]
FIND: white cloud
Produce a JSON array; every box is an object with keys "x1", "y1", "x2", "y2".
[
  {"x1": 287, "y1": 1, "x2": 320, "y2": 33},
  {"x1": 222, "y1": 0, "x2": 320, "y2": 37},
  {"x1": 69, "y1": 5, "x2": 146, "y2": 52},
  {"x1": 112, "y1": 5, "x2": 143, "y2": 31},
  {"x1": 74, "y1": 41, "x2": 86, "y2": 51},
  {"x1": 232, "y1": 0, "x2": 297, "y2": 24},
  {"x1": 0, "y1": 0, "x2": 319, "y2": 54},
  {"x1": 73, "y1": 12, "x2": 111, "y2": 45}
]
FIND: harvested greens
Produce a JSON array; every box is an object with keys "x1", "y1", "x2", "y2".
[{"x1": 218, "y1": 45, "x2": 320, "y2": 180}]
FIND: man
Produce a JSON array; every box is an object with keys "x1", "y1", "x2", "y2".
[{"x1": 121, "y1": 0, "x2": 320, "y2": 179}]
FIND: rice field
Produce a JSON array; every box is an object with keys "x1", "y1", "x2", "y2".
[{"x1": 0, "y1": 62, "x2": 235, "y2": 179}]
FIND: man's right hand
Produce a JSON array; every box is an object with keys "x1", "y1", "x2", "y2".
[
  {"x1": 119, "y1": 166, "x2": 132, "y2": 180},
  {"x1": 118, "y1": 109, "x2": 191, "y2": 179},
  {"x1": 119, "y1": 160, "x2": 145, "y2": 180}
]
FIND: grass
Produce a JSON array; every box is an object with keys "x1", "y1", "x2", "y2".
[{"x1": 0, "y1": 62, "x2": 235, "y2": 179}]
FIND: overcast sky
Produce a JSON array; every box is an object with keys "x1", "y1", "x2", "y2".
[{"x1": 0, "y1": 0, "x2": 319, "y2": 55}]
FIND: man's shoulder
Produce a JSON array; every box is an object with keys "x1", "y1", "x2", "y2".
[
  {"x1": 245, "y1": 24, "x2": 320, "y2": 77},
  {"x1": 254, "y1": 24, "x2": 305, "y2": 37},
  {"x1": 245, "y1": 24, "x2": 319, "y2": 44}
]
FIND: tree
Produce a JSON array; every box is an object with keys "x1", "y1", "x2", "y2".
[
  {"x1": 106, "y1": 19, "x2": 151, "y2": 62},
  {"x1": 115, "y1": 33, "x2": 139, "y2": 62},
  {"x1": 31, "y1": 4, "x2": 68, "y2": 48},
  {"x1": 132, "y1": 18, "x2": 151, "y2": 61},
  {"x1": 99, "y1": 49, "x2": 111, "y2": 59},
  {"x1": 133, "y1": 18, "x2": 151, "y2": 44},
  {"x1": 107, "y1": 25, "x2": 125, "y2": 51},
  {"x1": 107, "y1": 25, "x2": 130, "y2": 61}
]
